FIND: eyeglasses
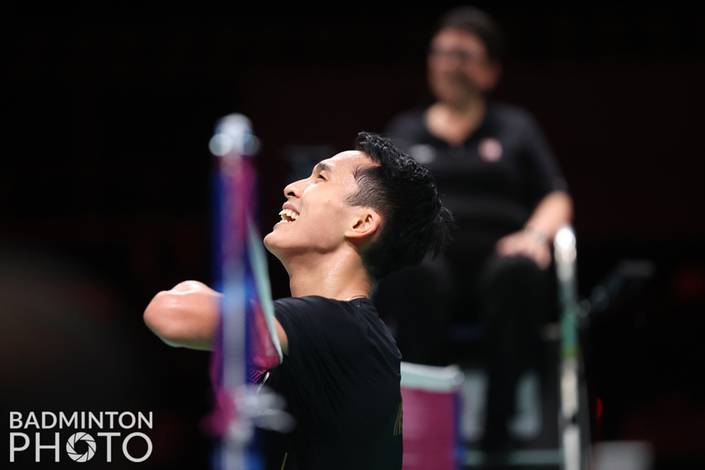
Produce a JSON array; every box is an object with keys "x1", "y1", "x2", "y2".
[{"x1": 427, "y1": 47, "x2": 479, "y2": 64}]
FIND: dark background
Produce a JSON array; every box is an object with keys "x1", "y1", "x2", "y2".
[{"x1": 3, "y1": 5, "x2": 704, "y2": 469}]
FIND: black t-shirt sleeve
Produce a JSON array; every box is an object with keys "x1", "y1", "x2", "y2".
[{"x1": 518, "y1": 111, "x2": 569, "y2": 204}]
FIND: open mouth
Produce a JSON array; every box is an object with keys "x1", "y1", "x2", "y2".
[{"x1": 278, "y1": 209, "x2": 299, "y2": 223}]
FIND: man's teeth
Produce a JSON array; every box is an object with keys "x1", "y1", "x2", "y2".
[{"x1": 278, "y1": 209, "x2": 299, "y2": 222}]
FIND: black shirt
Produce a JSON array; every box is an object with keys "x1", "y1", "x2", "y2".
[
  {"x1": 263, "y1": 295, "x2": 403, "y2": 470},
  {"x1": 386, "y1": 103, "x2": 568, "y2": 241}
]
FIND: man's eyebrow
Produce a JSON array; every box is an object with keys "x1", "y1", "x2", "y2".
[{"x1": 314, "y1": 162, "x2": 332, "y2": 174}]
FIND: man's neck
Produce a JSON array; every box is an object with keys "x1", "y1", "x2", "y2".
[
  {"x1": 440, "y1": 93, "x2": 487, "y2": 124},
  {"x1": 284, "y1": 250, "x2": 372, "y2": 301},
  {"x1": 427, "y1": 96, "x2": 487, "y2": 145}
]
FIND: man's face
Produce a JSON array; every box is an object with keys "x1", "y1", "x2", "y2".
[
  {"x1": 263, "y1": 150, "x2": 378, "y2": 263},
  {"x1": 427, "y1": 28, "x2": 500, "y2": 104}
]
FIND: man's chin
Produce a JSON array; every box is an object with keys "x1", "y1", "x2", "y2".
[
  {"x1": 433, "y1": 81, "x2": 478, "y2": 103},
  {"x1": 263, "y1": 235, "x2": 291, "y2": 269},
  {"x1": 263, "y1": 231, "x2": 289, "y2": 258},
  {"x1": 263, "y1": 231, "x2": 276, "y2": 253}
]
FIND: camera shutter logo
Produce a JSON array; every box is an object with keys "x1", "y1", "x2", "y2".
[{"x1": 66, "y1": 432, "x2": 97, "y2": 462}]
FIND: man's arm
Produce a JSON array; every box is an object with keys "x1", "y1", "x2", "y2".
[
  {"x1": 143, "y1": 280, "x2": 288, "y2": 353},
  {"x1": 496, "y1": 190, "x2": 573, "y2": 269}
]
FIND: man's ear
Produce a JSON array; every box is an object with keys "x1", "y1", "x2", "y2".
[{"x1": 345, "y1": 208, "x2": 383, "y2": 244}]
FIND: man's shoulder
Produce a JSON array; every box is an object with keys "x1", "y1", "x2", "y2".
[
  {"x1": 274, "y1": 295, "x2": 355, "y2": 313},
  {"x1": 489, "y1": 102, "x2": 537, "y2": 127},
  {"x1": 273, "y1": 295, "x2": 374, "y2": 327},
  {"x1": 388, "y1": 108, "x2": 425, "y2": 124},
  {"x1": 273, "y1": 296, "x2": 397, "y2": 354},
  {"x1": 385, "y1": 108, "x2": 427, "y2": 138}
]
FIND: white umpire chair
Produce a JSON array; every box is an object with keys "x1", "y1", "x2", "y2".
[{"x1": 400, "y1": 226, "x2": 590, "y2": 470}]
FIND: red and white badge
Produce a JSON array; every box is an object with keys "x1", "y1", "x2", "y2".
[{"x1": 478, "y1": 138, "x2": 503, "y2": 162}]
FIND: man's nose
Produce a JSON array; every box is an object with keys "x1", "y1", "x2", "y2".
[{"x1": 283, "y1": 178, "x2": 307, "y2": 199}]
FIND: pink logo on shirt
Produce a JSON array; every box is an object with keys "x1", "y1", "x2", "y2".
[{"x1": 478, "y1": 138, "x2": 503, "y2": 162}]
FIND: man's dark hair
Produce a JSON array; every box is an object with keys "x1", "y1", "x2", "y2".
[
  {"x1": 348, "y1": 132, "x2": 454, "y2": 281},
  {"x1": 436, "y1": 6, "x2": 505, "y2": 63}
]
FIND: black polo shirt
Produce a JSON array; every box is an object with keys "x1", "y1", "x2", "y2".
[
  {"x1": 262, "y1": 295, "x2": 402, "y2": 470},
  {"x1": 386, "y1": 103, "x2": 568, "y2": 240}
]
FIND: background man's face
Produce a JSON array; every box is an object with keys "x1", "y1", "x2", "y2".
[
  {"x1": 263, "y1": 150, "x2": 376, "y2": 264},
  {"x1": 427, "y1": 28, "x2": 500, "y2": 104}
]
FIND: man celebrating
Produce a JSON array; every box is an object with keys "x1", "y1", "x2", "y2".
[{"x1": 144, "y1": 132, "x2": 453, "y2": 469}]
